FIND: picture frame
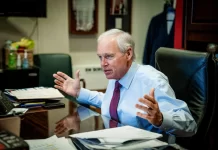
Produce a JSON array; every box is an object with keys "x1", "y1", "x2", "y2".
[
  {"x1": 68, "y1": 0, "x2": 98, "y2": 35},
  {"x1": 105, "y1": 0, "x2": 132, "y2": 33}
]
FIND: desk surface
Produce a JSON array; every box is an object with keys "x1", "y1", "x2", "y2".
[
  {"x1": 2, "y1": 99, "x2": 181, "y2": 150},
  {"x1": 59, "y1": 104, "x2": 179, "y2": 150},
  {"x1": 30, "y1": 100, "x2": 179, "y2": 150}
]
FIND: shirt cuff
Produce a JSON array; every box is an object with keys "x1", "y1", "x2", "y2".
[
  {"x1": 156, "y1": 112, "x2": 173, "y2": 131},
  {"x1": 77, "y1": 106, "x2": 90, "y2": 121},
  {"x1": 77, "y1": 88, "x2": 90, "y2": 103}
]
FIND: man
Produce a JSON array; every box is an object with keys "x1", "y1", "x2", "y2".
[{"x1": 53, "y1": 29, "x2": 197, "y2": 137}]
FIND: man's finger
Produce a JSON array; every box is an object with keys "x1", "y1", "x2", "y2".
[
  {"x1": 75, "y1": 70, "x2": 80, "y2": 80},
  {"x1": 149, "y1": 88, "x2": 155, "y2": 97},
  {"x1": 137, "y1": 112, "x2": 153, "y2": 120},
  {"x1": 55, "y1": 127, "x2": 67, "y2": 135},
  {"x1": 56, "y1": 119, "x2": 64, "y2": 125},
  {"x1": 54, "y1": 80, "x2": 63, "y2": 86},
  {"x1": 137, "y1": 112, "x2": 149, "y2": 119},
  {"x1": 54, "y1": 85, "x2": 63, "y2": 91},
  {"x1": 138, "y1": 98, "x2": 154, "y2": 109},
  {"x1": 57, "y1": 71, "x2": 70, "y2": 79},
  {"x1": 136, "y1": 103, "x2": 153, "y2": 115},
  {"x1": 55, "y1": 124, "x2": 64, "y2": 133}
]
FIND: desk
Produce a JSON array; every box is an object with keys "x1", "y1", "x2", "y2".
[
  {"x1": 61, "y1": 105, "x2": 179, "y2": 150},
  {"x1": 21, "y1": 100, "x2": 180, "y2": 150},
  {"x1": 20, "y1": 98, "x2": 70, "y2": 139},
  {"x1": 1, "y1": 99, "x2": 181, "y2": 149},
  {"x1": 0, "y1": 98, "x2": 69, "y2": 139}
]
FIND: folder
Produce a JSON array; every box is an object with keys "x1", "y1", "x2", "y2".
[{"x1": 70, "y1": 125, "x2": 168, "y2": 149}]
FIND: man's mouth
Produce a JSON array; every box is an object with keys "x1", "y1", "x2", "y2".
[{"x1": 104, "y1": 69, "x2": 112, "y2": 75}]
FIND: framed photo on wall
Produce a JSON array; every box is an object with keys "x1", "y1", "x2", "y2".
[
  {"x1": 69, "y1": 0, "x2": 98, "y2": 35},
  {"x1": 106, "y1": 0, "x2": 132, "y2": 33}
]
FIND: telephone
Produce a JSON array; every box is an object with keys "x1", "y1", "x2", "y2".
[
  {"x1": 0, "y1": 130, "x2": 29, "y2": 150},
  {"x1": 0, "y1": 91, "x2": 14, "y2": 116}
]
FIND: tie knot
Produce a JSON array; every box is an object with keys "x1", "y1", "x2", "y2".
[{"x1": 115, "y1": 81, "x2": 121, "y2": 89}]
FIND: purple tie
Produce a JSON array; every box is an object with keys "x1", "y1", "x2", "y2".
[{"x1": 109, "y1": 81, "x2": 121, "y2": 122}]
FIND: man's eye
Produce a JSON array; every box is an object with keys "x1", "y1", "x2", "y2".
[{"x1": 105, "y1": 55, "x2": 114, "y2": 59}]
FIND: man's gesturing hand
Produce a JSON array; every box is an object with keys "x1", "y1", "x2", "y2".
[
  {"x1": 135, "y1": 88, "x2": 163, "y2": 127},
  {"x1": 53, "y1": 70, "x2": 81, "y2": 98}
]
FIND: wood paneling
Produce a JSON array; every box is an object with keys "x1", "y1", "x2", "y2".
[{"x1": 184, "y1": 0, "x2": 218, "y2": 51}]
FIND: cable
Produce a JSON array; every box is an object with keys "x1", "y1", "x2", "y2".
[{"x1": 28, "y1": 18, "x2": 38, "y2": 39}]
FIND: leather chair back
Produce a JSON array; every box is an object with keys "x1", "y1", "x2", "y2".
[
  {"x1": 155, "y1": 47, "x2": 217, "y2": 149},
  {"x1": 34, "y1": 53, "x2": 72, "y2": 87}
]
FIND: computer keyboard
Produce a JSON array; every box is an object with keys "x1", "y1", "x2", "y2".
[{"x1": 0, "y1": 91, "x2": 14, "y2": 115}]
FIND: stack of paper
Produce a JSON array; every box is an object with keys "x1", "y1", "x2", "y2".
[
  {"x1": 5, "y1": 87, "x2": 64, "y2": 100},
  {"x1": 25, "y1": 135, "x2": 76, "y2": 150},
  {"x1": 70, "y1": 125, "x2": 168, "y2": 149}
]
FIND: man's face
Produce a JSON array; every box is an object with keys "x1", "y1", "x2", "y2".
[{"x1": 97, "y1": 37, "x2": 132, "y2": 80}]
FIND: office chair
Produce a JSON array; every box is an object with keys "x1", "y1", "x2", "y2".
[
  {"x1": 34, "y1": 53, "x2": 80, "y2": 103},
  {"x1": 34, "y1": 53, "x2": 99, "y2": 129},
  {"x1": 34, "y1": 53, "x2": 73, "y2": 87},
  {"x1": 155, "y1": 47, "x2": 217, "y2": 150}
]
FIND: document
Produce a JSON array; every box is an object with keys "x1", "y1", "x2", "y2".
[
  {"x1": 70, "y1": 125, "x2": 168, "y2": 149},
  {"x1": 76, "y1": 138, "x2": 168, "y2": 150},
  {"x1": 70, "y1": 125, "x2": 162, "y2": 140},
  {"x1": 5, "y1": 87, "x2": 64, "y2": 100},
  {"x1": 25, "y1": 135, "x2": 76, "y2": 150}
]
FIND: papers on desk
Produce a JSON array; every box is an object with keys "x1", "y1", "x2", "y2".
[
  {"x1": 7, "y1": 108, "x2": 28, "y2": 115},
  {"x1": 5, "y1": 87, "x2": 64, "y2": 100},
  {"x1": 25, "y1": 135, "x2": 77, "y2": 150},
  {"x1": 70, "y1": 125, "x2": 168, "y2": 149}
]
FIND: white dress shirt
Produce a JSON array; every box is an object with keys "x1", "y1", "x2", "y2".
[{"x1": 77, "y1": 62, "x2": 197, "y2": 137}]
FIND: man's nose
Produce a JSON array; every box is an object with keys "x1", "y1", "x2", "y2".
[{"x1": 101, "y1": 57, "x2": 108, "y2": 66}]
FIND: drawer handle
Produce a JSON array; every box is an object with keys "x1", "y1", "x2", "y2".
[{"x1": 28, "y1": 73, "x2": 38, "y2": 76}]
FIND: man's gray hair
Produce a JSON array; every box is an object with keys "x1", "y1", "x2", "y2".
[{"x1": 97, "y1": 29, "x2": 136, "y2": 60}]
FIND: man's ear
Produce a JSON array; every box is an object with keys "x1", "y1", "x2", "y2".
[{"x1": 126, "y1": 48, "x2": 133, "y2": 60}]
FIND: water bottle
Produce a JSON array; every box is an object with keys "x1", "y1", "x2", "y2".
[
  {"x1": 17, "y1": 54, "x2": 21, "y2": 69},
  {"x1": 8, "y1": 49, "x2": 16, "y2": 69},
  {"x1": 22, "y1": 50, "x2": 29, "y2": 69}
]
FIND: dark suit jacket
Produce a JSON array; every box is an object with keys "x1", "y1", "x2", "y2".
[{"x1": 142, "y1": 9, "x2": 174, "y2": 67}]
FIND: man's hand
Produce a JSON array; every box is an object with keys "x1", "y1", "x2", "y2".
[
  {"x1": 53, "y1": 70, "x2": 81, "y2": 97},
  {"x1": 55, "y1": 112, "x2": 80, "y2": 135},
  {"x1": 135, "y1": 88, "x2": 163, "y2": 127}
]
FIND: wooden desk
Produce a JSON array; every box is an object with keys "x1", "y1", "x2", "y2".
[
  {"x1": 20, "y1": 109, "x2": 49, "y2": 139},
  {"x1": 0, "y1": 98, "x2": 69, "y2": 140},
  {"x1": 6, "y1": 100, "x2": 183, "y2": 149},
  {"x1": 20, "y1": 99, "x2": 70, "y2": 139}
]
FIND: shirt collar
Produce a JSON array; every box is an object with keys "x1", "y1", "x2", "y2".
[{"x1": 118, "y1": 62, "x2": 139, "y2": 89}]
